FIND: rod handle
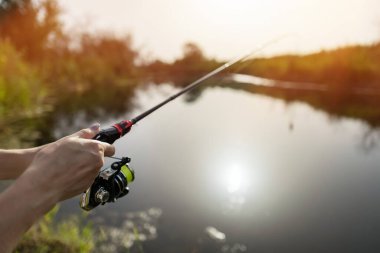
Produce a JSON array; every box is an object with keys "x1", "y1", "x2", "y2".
[
  {"x1": 93, "y1": 120, "x2": 133, "y2": 144},
  {"x1": 93, "y1": 127, "x2": 120, "y2": 144}
]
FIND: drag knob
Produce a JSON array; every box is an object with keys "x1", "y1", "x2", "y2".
[{"x1": 95, "y1": 187, "x2": 110, "y2": 204}]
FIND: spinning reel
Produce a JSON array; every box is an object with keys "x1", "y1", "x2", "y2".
[{"x1": 80, "y1": 156, "x2": 135, "y2": 211}]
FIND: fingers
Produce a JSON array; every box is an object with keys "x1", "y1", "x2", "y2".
[
  {"x1": 71, "y1": 123, "x2": 100, "y2": 139},
  {"x1": 70, "y1": 123, "x2": 116, "y2": 157},
  {"x1": 98, "y1": 142, "x2": 116, "y2": 157},
  {"x1": 84, "y1": 139, "x2": 116, "y2": 158}
]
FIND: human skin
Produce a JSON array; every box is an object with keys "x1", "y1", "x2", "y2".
[
  {"x1": 0, "y1": 124, "x2": 115, "y2": 253},
  {"x1": 0, "y1": 147, "x2": 46, "y2": 179}
]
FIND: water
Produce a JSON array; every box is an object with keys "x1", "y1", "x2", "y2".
[{"x1": 55, "y1": 83, "x2": 380, "y2": 252}]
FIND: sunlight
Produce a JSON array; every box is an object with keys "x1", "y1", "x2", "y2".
[{"x1": 225, "y1": 164, "x2": 245, "y2": 194}]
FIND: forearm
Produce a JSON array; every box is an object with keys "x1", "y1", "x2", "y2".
[
  {"x1": 0, "y1": 147, "x2": 44, "y2": 179},
  {"x1": 0, "y1": 169, "x2": 57, "y2": 253},
  {"x1": 0, "y1": 125, "x2": 113, "y2": 252}
]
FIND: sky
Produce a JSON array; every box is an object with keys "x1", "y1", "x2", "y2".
[{"x1": 59, "y1": 0, "x2": 380, "y2": 61}]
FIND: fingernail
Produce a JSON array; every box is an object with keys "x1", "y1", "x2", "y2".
[{"x1": 90, "y1": 123, "x2": 100, "y2": 131}]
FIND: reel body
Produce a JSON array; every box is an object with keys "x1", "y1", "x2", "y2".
[{"x1": 80, "y1": 157, "x2": 135, "y2": 211}]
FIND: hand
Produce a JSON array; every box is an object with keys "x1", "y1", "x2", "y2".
[
  {"x1": 0, "y1": 124, "x2": 115, "y2": 253},
  {"x1": 23, "y1": 124, "x2": 115, "y2": 202}
]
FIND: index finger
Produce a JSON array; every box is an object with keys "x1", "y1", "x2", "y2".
[
  {"x1": 70, "y1": 123, "x2": 101, "y2": 139},
  {"x1": 95, "y1": 141, "x2": 115, "y2": 157}
]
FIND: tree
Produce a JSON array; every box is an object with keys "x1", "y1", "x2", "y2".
[
  {"x1": 0, "y1": 0, "x2": 63, "y2": 61},
  {"x1": 79, "y1": 33, "x2": 138, "y2": 77}
]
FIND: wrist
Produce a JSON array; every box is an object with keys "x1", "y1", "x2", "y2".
[
  {"x1": 7, "y1": 166, "x2": 58, "y2": 221},
  {"x1": 0, "y1": 146, "x2": 45, "y2": 179},
  {"x1": 22, "y1": 146, "x2": 45, "y2": 164},
  {"x1": 0, "y1": 168, "x2": 58, "y2": 252}
]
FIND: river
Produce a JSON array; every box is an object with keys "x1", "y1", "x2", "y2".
[{"x1": 54, "y1": 80, "x2": 380, "y2": 253}]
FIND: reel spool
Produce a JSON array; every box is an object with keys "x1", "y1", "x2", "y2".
[{"x1": 80, "y1": 157, "x2": 135, "y2": 211}]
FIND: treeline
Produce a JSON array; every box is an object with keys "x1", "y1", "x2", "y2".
[
  {"x1": 142, "y1": 42, "x2": 220, "y2": 85},
  {"x1": 236, "y1": 44, "x2": 380, "y2": 126},
  {"x1": 238, "y1": 44, "x2": 380, "y2": 91}
]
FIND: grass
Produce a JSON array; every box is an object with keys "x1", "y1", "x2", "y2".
[{"x1": 14, "y1": 206, "x2": 95, "y2": 253}]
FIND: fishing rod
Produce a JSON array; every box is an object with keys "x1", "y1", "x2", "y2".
[
  {"x1": 91, "y1": 49, "x2": 261, "y2": 145},
  {"x1": 80, "y1": 41, "x2": 277, "y2": 211}
]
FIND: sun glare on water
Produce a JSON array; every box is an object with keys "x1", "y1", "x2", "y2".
[{"x1": 225, "y1": 164, "x2": 245, "y2": 194}]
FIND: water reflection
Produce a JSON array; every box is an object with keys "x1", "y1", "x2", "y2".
[
  {"x1": 219, "y1": 163, "x2": 249, "y2": 214},
  {"x1": 226, "y1": 73, "x2": 327, "y2": 91},
  {"x1": 197, "y1": 226, "x2": 247, "y2": 253},
  {"x1": 7, "y1": 80, "x2": 380, "y2": 252},
  {"x1": 93, "y1": 208, "x2": 162, "y2": 253},
  {"x1": 360, "y1": 127, "x2": 380, "y2": 152},
  {"x1": 224, "y1": 164, "x2": 245, "y2": 194},
  {"x1": 223, "y1": 193, "x2": 246, "y2": 214},
  {"x1": 205, "y1": 226, "x2": 226, "y2": 242}
]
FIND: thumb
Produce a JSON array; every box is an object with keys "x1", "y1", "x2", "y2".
[{"x1": 72, "y1": 123, "x2": 100, "y2": 139}]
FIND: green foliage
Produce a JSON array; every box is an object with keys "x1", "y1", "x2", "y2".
[
  {"x1": 0, "y1": 40, "x2": 49, "y2": 148},
  {"x1": 14, "y1": 205, "x2": 95, "y2": 253},
  {"x1": 0, "y1": 40, "x2": 46, "y2": 118}
]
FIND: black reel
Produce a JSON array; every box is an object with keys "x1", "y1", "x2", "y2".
[{"x1": 80, "y1": 157, "x2": 135, "y2": 211}]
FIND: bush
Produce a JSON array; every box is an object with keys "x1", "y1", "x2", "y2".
[
  {"x1": 14, "y1": 206, "x2": 94, "y2": 253},
  {"x1": 0, "y1": 40, "x2": 49, "y2": 148}
]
